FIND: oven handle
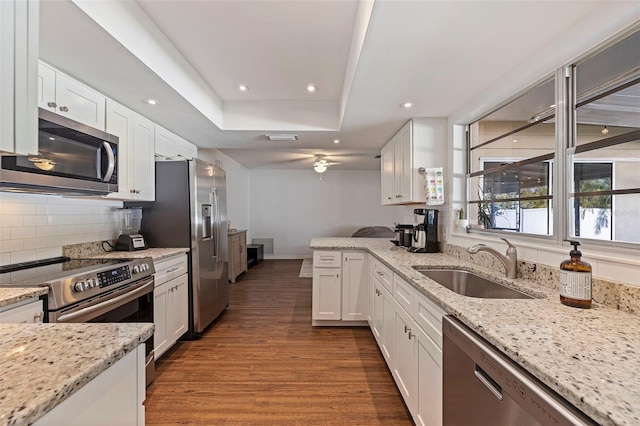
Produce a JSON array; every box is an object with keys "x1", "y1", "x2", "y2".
[
  {"x1": 57, "y1": 279, "x2": 154, "y2": 323},
  {"x1": 101, "y1": 141, "x2": 115, "y2": 182}
]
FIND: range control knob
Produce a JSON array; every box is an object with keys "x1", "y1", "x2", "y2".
[
  {"x1": 86, "y1": 278, "x2": 95, "y2": 288},
  {"x1": 74, "y1": 281, "x2": 85, "y2": 292},
  {"x1": 132, "y1": 265, "x2": 141, "y2": 274},
  {"x1": 142, "y1": 263, "x2": 149, "y2": 271}
]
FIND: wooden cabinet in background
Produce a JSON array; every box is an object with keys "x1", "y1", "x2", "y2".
[{"x1": 228, "y1": 230, "x2": 247, "y2": 283}]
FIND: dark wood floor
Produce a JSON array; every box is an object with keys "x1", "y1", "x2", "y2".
[{"x1": 145, "y1": 259, "x2": 412, "y2": 425}]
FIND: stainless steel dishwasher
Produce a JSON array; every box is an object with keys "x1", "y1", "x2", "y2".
[{"x1": 442, "y1": 316, "x2": 597, "y2": 426}]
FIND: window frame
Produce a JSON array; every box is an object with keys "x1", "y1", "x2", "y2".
[{"x1": 464, "y1": 26, "x2": 640, "y2": 249}]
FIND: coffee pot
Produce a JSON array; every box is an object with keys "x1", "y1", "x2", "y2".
[{"x1": 412, "y1": 223, "x2": 427, "y2": 249}]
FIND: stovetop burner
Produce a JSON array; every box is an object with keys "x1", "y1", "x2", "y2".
[
  {"x1": 0, "y1": 256, "x2": 155, "y2": 310},
  {"x1": 0, "y1": 256, "x2": 134, "y2": 286}
]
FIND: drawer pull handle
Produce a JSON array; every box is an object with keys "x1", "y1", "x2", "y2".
[
  {"x1": 404, "y1": 325, "x2": 411, "y2": 333},
  {"x1": 166, "y1": 267, "x2": 180, "y2": 273},
  {"x1": 376, "y1": 270, "x2": 384, "y2": 276}
]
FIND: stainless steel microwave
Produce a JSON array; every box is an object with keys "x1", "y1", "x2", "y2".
[{"x1": 0, "y1": 108, "x2": 118, "y2": 195}]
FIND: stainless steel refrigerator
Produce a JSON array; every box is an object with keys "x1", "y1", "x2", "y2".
[{"x1": 129, "y1": 159, "x2": 228, "y2": 338}]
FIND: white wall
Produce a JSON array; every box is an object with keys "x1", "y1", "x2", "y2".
[
  {"x1": 248, "y1": 169, "x2": 406, "y2": 257},
  {"x1": 198, "y1": 149, "x2": 250, "y2": 234},
  {"x1": 0, "y1": 193, "x2": 123, "y2": 266}
]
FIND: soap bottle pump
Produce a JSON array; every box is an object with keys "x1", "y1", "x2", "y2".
[{"x1": 559, "y1": 240, "x2": 592, "y2": 309}]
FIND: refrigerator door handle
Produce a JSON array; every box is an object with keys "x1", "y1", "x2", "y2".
[{"x1": 212, "y1": 188, "x2": 219, "y2": 259}]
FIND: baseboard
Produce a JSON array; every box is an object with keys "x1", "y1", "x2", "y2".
[{"x1": 312, "y1": 320, "x2": 369, "y2": 327}]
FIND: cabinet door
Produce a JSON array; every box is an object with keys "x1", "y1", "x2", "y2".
[
  {"x1": 0, "y1": 299, "x2": 43, "y2": 323},
  {"x1": 371, "y1": 279, "x2": 384, "y2": 342},
  {"x1": 393, "y1": 302, "x2": 417, "y2": 413},
  {"x1": 0, "y1": 0, "x2": 38, "y2": 156},
  {"x1": 393, "y1": 134, "x2": 403, "y2": 202},
  {"x1": 380, "y1": 285, "x2": 394, "y2": 365},
  {"x1": 399, "y1": 122, "x2": 412, "y2": 202},
  {"x1": 153, "y1": 283, "x2": 169, "y2": 360},
  {"x1": 239, "y1": 232, "x2": 247, "y2": 273},
  {"x1": 312, "y1": 268, "x2": 341, "y2": 320},
  {"x1": 106, "y1": 99, "x2": 134, "y2": 198},
  {"x1": 132, "y1": 113, "x2": 155, "y2": 201},
  {"x1": 37, "y1": 62, "x2": 57, "y2": 112},
  {"x1": 381, "y1": 144, "x2": 395, "y2": 205},
  {"x1": 168, "y1": 273, "x2": 188, "y2": 343},
  {"x1": 342, "y1": 252, "x2": 368, "y2": 321},
  {"x1": 54, "y1": 72, "x2": 106, "y2": 130},
  {"x1": 415, "y1": 326, "x2": 442, "y2": 426}
]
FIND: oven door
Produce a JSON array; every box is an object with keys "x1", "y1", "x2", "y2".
[{"x1": 50, "y1": 277, "x2": 155, "y2": 385}]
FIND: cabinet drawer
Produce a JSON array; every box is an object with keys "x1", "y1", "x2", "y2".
[
  {"x1": 414, "y1": 292, "x2": 446, "y2": 348},
  {"x1": 0, "y1": 299, "x2": 44, "y2": 323},
  {"x1": 154, "y1": 254, "x2": 188, "y2": 286},
  {"x1": 313, "y1": 251, "x2": 341, "y2": 268},
  {"x1": 370, "y1": 257, "x2": 392, "y2": 291},
  {"x1": 393, "y1": 274, "x2": 415, "y2": 315}
]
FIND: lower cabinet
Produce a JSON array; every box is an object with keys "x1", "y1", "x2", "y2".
[
  {"x1": 312, "y1": 250, "x2": 368, "y2": 326},
  {"x1": 35, "y1": 345, "x2": 146, "y2": 425},
  {"x1": 228, "y1": 230, "x2": 247, "y2": 283},
  {"x1": 153, "y1": 254, "x2": 189, "y2": 360},
  {"x1": 369, "y1": 256, "x2": 445, "y2": 426},
  {"x1": 0, "y1": 298, "x2": 44, "y2": 323}
]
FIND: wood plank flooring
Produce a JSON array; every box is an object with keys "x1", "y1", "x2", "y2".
[{"x1": 145, "y1": 260, "x2": 412, "y2": 425}]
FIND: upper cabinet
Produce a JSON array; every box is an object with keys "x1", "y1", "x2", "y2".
[
  {"x1": 155, "y1": 125, "x2": 197, "y2": 160},
  {"x1": 381, "y1": 118, "x2": 446, "y2": 205},
  {"x1": 106, "y1": 99, "x2": 155, "y2": 201},
  {"x1": 0, "y1": 0, "x2": 38, "y2": 155},
  {"x1": 38, "y1": 62, "x2": 106, "y2": 131}
]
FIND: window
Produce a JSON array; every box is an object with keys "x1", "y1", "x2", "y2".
[
  {"x1": 467, "y1": 27, "x2": 640, "y2": 246},
  {"x1": 570, "y1": 29, "x2": 640, "y2": 245},
  {"x1": 467, "y1": 78, "x2": 556, "y2": 236}
]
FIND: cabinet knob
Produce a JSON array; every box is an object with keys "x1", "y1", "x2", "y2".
[
  {"x1": 47, "y1": 101, "x2": 57, "y2": 108},
  {"x1": 136, "y1": 190, "x2": 141, "y2": 194},
  {"x1": 404, "y1": 325, "x2": 411, "y2": 333},
  {"x1": 59, "y1": 106, "x2": 69, "y2": 112},
  {"x1": 387, "y1": 197, "x2": 392, "y2": 200},
  {"x1": 408, "y1": 331, "x2": 415, "y2": 340}
]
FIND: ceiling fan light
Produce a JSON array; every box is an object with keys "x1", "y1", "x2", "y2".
[{"x1": 314, "y1": 160, "x2": 328, "y2": 173}]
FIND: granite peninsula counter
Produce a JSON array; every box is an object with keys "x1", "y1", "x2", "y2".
[
  {"x1": 0, "y1": 322, "x2": 153, "y2": 426},
  {"x1": 310, "y1": 237, "x2": 640, "y2": 426},
  {"x1": 0, "y1": 287, "x2": 47, "y2": 309}
]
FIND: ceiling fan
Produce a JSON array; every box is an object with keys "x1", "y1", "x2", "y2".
[{"x1": 312, "y1": 155, "x2": 339, "y2": 174}]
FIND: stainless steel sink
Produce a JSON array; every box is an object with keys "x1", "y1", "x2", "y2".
[{"x1": 415, "y1": 269, "x2": 534, "y2": 299}]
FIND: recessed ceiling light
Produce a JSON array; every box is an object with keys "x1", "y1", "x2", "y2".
[
  {"x1": 238, "y1": 85, "x2": 248, "y2": 92},
  {"x1": 306, "y1": 84, "x2": 317, "y2": 93},
  {"x1": 401, "y1": 102, "x2": 414, "y2": 108},
  {"x1": 333, "y1": 139, "x2": 340, "y2": 144},
  {"x1": 143, "y1": 98, "x2": 159, "y2": 105}
]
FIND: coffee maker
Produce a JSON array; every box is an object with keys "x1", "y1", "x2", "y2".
[{"x1": 409, "y1": 208, "x2": 439, "y2": 253}]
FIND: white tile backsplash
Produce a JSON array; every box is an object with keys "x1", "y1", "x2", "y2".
[{"x1": 0, "y1": 194, "x2": 123, "y2": 266}]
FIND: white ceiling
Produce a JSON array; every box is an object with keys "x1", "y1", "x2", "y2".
[{"x1": 38, "y1": 0, "x2": 630, "y2": 170}]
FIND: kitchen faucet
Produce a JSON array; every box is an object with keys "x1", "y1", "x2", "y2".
[{"x1": 468, "y1": 238, "x2": 518, "y2": 279}]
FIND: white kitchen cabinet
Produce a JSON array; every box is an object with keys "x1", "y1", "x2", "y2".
[
  {"x1": 105, "y1": 99, "x2": 155, "y2": 201},
  {"x1": 153, "y1": 254, "x2": 189, "y2": 359},
  {"x1": 380, "y1": 118, "x2": 446, "y2": 205},
  {"x1": 393, "y1": 297, "x2": 418, "y2": 412},
  {"x1": 312, "y1": 267, "x2": 341, "y2": 321},
  {"x1": 35, "y1": 345, "x2": 145, "y2": 426},
  {"x1": 341, "y1": 252, "x2": 368, "y2": 321},
  {"x1": 312, "y1": 250, "x2": 369, "y2": 326},
  {"x1": 0, "y1": 298, "x2": 43, "y2": 323},
  {"x1": 0, "y1": 0, "x2": 38, "y2": 156},
  {"x1": 155, "y1": 124, "x2": 197, "y2": 159},
  {"x1": 365, "y1": 255, "x2": 445, "y2": 426},
  {"x1": 38, "y1": 61, "x2": 106, "y2": 131}
]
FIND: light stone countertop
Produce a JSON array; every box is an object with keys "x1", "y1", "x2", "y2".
[
  {"x1": 228, "y1": 229, "x2": 246, "y2": 236},
  {"x1": 0, "y1": 287, "x2": 48, "y2": 309},
  {"x1": 0, "y1": 322, "x2": 153, "y2": 426},
  {"x1": 311, "y1": 237, "x2": 640, "y2": 426},
  {"x1": 89, "y1": 247, "x2": 189, "y2": 261}
]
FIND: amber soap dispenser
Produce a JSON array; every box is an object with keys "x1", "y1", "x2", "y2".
[{"x1": 559, "y1": 240, "x2": 592, "y2": 308}]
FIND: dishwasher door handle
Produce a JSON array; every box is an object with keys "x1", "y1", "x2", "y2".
[{"x1": 474, "y1": 364, "x2": 503, "y2": 401}]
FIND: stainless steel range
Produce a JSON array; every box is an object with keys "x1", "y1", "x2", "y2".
[{"x1": 0, "y1": 256, "x2": 156, "y2": 385}]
